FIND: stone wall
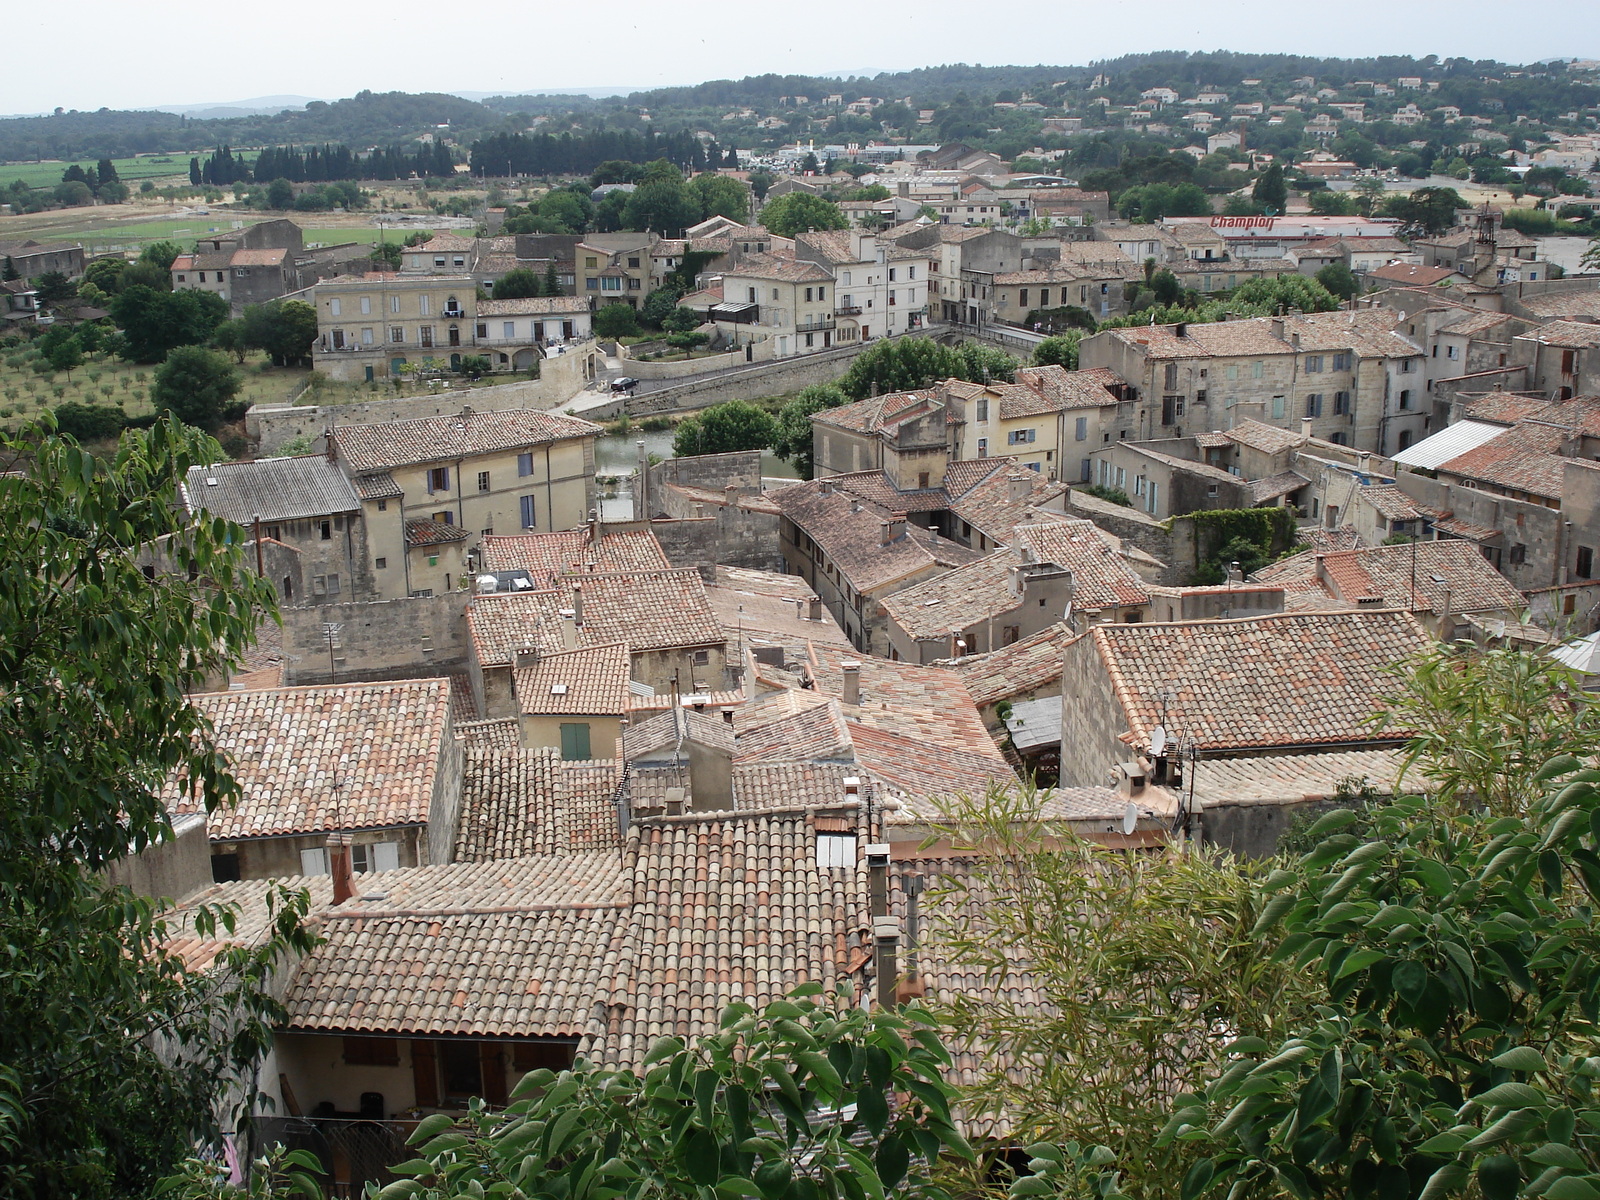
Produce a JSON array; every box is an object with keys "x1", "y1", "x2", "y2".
[
  {"x1": 103, "y1": 814, "x2": 213, "y2": 900},
  {"x1": 247, "y1": 345, "x2": 603, "y2": 454},
  {"x1": 279, "y1": 592, "x2": 472, "y2": 685},
  {"x1": 626, "y1": 342, "x2": 874, "y2": 416},
  {"x1": 1065, "y1": 490, "x2": 1193, "y2": 585},
  {"x1": 1057, "y1": 633, "x2": 1128, "y2": 788}
]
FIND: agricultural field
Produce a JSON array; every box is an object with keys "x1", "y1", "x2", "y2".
[
  {"x1": 0, "y1": 338, "x2": 311, "y2": 432},
  {"x1": 1, "y1": 155, "x2": 197, "y2": 191}
]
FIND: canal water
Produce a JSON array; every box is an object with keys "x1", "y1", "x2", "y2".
[{"x1": 592, "y1": 428, "x2": 800, "y2": 519}]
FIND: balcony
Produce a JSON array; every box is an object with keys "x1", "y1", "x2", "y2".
[
  {"x1": 795, "y1": 316, "x2": 836, "y2": 333},
  {"x1": 835, "y1": 305, "x2": 863, "y2": 316},
  {"x1": 251, "y1": 1115, "x2": 416, "y2": 1197}
]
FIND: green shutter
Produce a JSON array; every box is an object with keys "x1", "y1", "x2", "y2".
[{"x1": 560, "y1": 723, "x2": 591, "y2": 761}]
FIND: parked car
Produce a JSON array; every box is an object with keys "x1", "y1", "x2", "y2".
[{"x1": 610, "y1": 377, "x2": 639, "y2": 394}]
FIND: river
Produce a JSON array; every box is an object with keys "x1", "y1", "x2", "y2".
[{"x1": 592, "y1": 428, "x2": 800, "y2": 519}]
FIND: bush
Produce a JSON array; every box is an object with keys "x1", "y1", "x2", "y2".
[
  {"x1": 1081, "y1": 483, "x2": 1132, "y2": 507},
  {"x1": 52, "y1": 402, "x2": 127, "y2": 441}
]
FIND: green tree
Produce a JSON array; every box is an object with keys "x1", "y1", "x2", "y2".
[
  {"x1": 1382, "y1": 187, "x2": 1466, "y2": 238},
  {"x1": 119, "y1": 260, "x2": 171, "y2": 291},
  {"x1": 1, "y1": 256, "x2": 18, "y2": 282},
  {"x1": 1354, "y1": 177, "x2": 1388, "y2": 215},
  {"x1": 53, "y1": 180, "x2": 93, "y2": 207},
  {"x1": 622, "y1": 177, "x2": 698, "y2": 235},
  {"x1": 773, "y1": 383, "x2": 848, "y2": 479},
  {"x1": 265, "y1": 178, "x2": 295, "y2": 210},
  {"x1": 1308, "y1": 190, "x2": 1357, "y2": 216},
  {"x1": 672, "y1": 399, "x2": 778, "y2": 457},
  {"x1": 760, "y1": 192, "x2": 848, "y2": 238},
  {"x1": 211, "y1": 318, "x2": 250, "y2": 365},
  {"x1": 1252, "y1": 162, "x2": 1289, "y2": 214},
  {"x1": 592, "y1": 303, "x2": 641, "y2": 340},
  {"x1": 953, "y1": 341, "x2": 1019, "y2": 384},
  {"x1": 83, "y1": 257, "x2": 127, "y2": 295},
  {"x1": 1316, "y1": 261, "x2": 1360, "y2": 301},
  {"x1": 748, "y1": 170, "x2": 775, "y2": 201},
  {"x1": 492, "y1": 268, "x2": 544, "y2": 299},
  {"x1": 239, "y1": 299, "x2": 317, "y2": 367},
  {"x1": 642, "y1": 287, "x2": 685, "y2": 329},
  {"x1": 688, "y1": 172, "x2": 751, "y2": 222},
  {"x1": 1231, "y1": 274, "x2": 1341, "y2": 314},
  {"x1": 368, "y1": 241, "x2": 401, "y2": 270},
  {"x1": 542, "y1": 262, "x2": 561, "y2": 296},
  {"x1": 458, "y1": 354, "x2": 490, "y2": 379},
  {"x1": 39, "y1": 330, "x2": 84, "y2": 380},
  {"x1": 393, "y1": 985, "x2": 973, "y2": 1200},
  {"x1": 111, "y1": 287, "x2": 229, "y2": 363},
  {"x1": 32, "y1": 271, "x2": 77, "y2": 308},
  {"x1": 0, "y1": 414, "x2": 314, "y2": 1198},
  {"x1": 1032, "y1": 332, "x2": 1082, "y2": 370},
  {"x1": 1580, "y1": 235, "x2": 1600, "y2": 273},
  {"x1": 662, "y1": 306, "x2": 700, "y2": 334},
  {"x1": 151, "y1": 345, "x2": 241, "y2": 428},
  {"x1": 140, "y1": 241, "x2": 184, "y2": 273}
]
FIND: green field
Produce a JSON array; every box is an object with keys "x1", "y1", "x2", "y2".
[
  {"x1": 298, "y1": 225, "x2": 446, "y2": 249},
  {"x1": 1, "y1": 155, "x2": 198, "y2": 191},
  {"x1": 44, "y1": 215, "x2": 270, "y2": 251}
]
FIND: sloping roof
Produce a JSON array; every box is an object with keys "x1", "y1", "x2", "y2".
[
  {"x1": 183, "y1": 456, "x2": 360, "y2": 524},
  {"x1": 1357, "y1": 484, "x2": 1424, "y2": 521},
  {"x1": 1367, "y1": 262, "x2": 1464, "y2": 286},
  {"x1": 475, "y1": 296, "x2": 589, "y2": 316},
  {"x1": 599, "y1": 809, "x2": 864, "y2": 1063},
  {"x1": 1017, "y1": 520, "x2": 1151, "y2": 610},
  {"x1": 879, "y1": 551, "x2": 1023, "y2": 641},
  {"x1": 1520, "y1": 320, "x2": 1600, "y2": 349},
  {"x1": 1389, "y1": 419, "x2": 1508, "y2": 470},
  {"x1": 1314, "y1": 539, "x2": 1524, "y2": 613},
  {"x1": 479, "y1": 528, "x2": 670, "y2": 584},
  {"x1": 513, "y1": 642, "x2": 630, "y2": 716},
  {"x1": 1249, "y1": 469, "x2": 1311, "y2": 503},
  {"x1": 1516, "y1": 290, "x2": 1600, "y2": 320},
  {"x1": 282, "y1": 853, "x2": 626, "y2": 1037},
  {"x1": 406, "y1": 518, "x2": 469, "y2": 547},
  {"x1": 332, "y1": 408, "x2": 601, "y2": 473},
  {"x1": 1189, "y1": 747, "x2": 1418, "y2": 807},
  {"x1": 455, "y1": 749, "x2": 622, "y2": 860},
  {"x1": 1088, "y1": 610, "x2": 1430, "y2": 754},
  {"x1": 170, "y1": 680, "x2": 452, "y2": 839},
  {"x1": 943, "y1": 622, "x2": 1074, "y2": 707}
]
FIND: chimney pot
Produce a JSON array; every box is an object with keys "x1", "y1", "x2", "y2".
[
  {"x1": 807, "y1": 595, "x2": 822, "y2": 621},
  {"x1": 840, "y1": 660, "x2": 862, "y2": 706},
  {"x1": 327, "y1": 833, "x2": 356, "y2": 905},
  {"x1": 559, "y1": 608, "x2": 578, "y2": 651},
  {"x1": 1300, "y1": 417, "x2": 1313, "y2": 439},
  {"x1": 572, "y1": 582, "x2": 584, "y2": 626}
]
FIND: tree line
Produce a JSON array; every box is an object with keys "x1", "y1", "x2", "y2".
[
  {"x1": 469, "y1": 126, "x2": 725, "y2": 178},
  {"x1": 188, "y1": 139, "x2": 456, "y2": 187}
]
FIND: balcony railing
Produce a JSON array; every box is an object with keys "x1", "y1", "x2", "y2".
[
  {"x1": 795, "y1": 317, "x2": 836, "y2": 333},
  {"x1": 835, "y1": 305, "x2": 863, "y2": 316},
  {"x1": 251, "y1": 1115, "x2": 416, "y2": 1198}
]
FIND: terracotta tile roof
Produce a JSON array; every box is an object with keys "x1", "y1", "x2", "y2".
[
  {"x1": 283, "y1": 853, "x2": 626, "y2": 1037},
  {"x1": 1011, "y1": 365, "x2": 1124, "y2": 411},
  {"x1": 600, "y1": 809, "x2": 864, "y2": 1061},
  {"x1": 409, "y1": 234, "x2": 479, "y2": 253},
  {"x1": 1189, "y1": 748, "x2": 1418, "y2": 807},
  {"x1": 1105, "y1": 321, "x2": 1294, "y2": 361},
  {"x1": 479, "y1": 529, "x2": 670, "y2": 584},
  {"x1": 1436, "y1": 419, "x2": 1571, "y2": 499},
  {"x1": 734, "y1": 693, "x2": 855, "y2": 763},
  {"x1": 456, "y1": 748, "x2": 623, "y2": 860},
  {"x1": 945, "y1": 460, "x2": 1072, "y2": 541},
  {"x1": 1088, "y1": 610, "x2": 1431, "y2": 754},
  {"x1": 623, "y1": 708, "x2": 738, "y2": 762},
  {"x1": 353, "y1": 471, "x2": 403, "y2": 501},
  {"x1": 513, "y1": 642, "x2": 630, "y2": 716},
  {"x1": 405, "y1": 518, "x2": 469, "y2": 547},
  {"x1": 847, "y1": 722, "x2": 1017, "y2": 800},
  {"x1": 231, "y1": 248, "x2": 288, "y2": 267},
  {"x1": 1517, "y1": 291, "x2": 1600, "y2": 320},
  {"x1": 1018, "y1": 520, "x2": 1152, "y2": 609},
  {"x1": 1315, "y1": 539, "x2": 1526, "y2": 613},
  {"x1": 943, "y1": 622, "x2": 1074, "y2": 707},
  {"x1": 879, "y1": 551, "x2": 1023, "y2": 641},
  {"x1": 706, "y1": 567, "x2": 852, "y2": 651},
  {"x1": 1521, "y1": 320, "x2": 1600, "y2": 349},
  {"x1": 771, "y1": 486, "x2": 948, "y2": 593},
  {"x1": 1298, "y1": 526, "x2": 1364, "y2": 553},
  {"x1": 331, "y1": 408, "x2": 601, "y2": 473},
  {"x1": 1357, "y1": 484, "x2": 1423, "y2": 521},
  {"x1": 1250, "y1": 469, "x2": 1310, "y2": 503},
  {"x1": 458, "y1": 717, "x2": 521, "y2": 751},
  {"x1": 1225, "y1": 417, "x2": 1304, "y2": 455},
  {"x1": 1368, "y1": 262, "x2": 1464, "y2": 286},
  {"x1": 810, "y1": 389, "x2": 940, "y2": 435},
  {"x1": 724, "y1": 252, "x2": 833, "y2": 284},
  {"x1": 170, "y1": 680, "x2": 453, "y2": 840},
  {"x1": 468, "y1": 569, "x2": 725, "y2": 661},
  {"x1": 475, "y1": 296, "x2": 589, "y2": 316}
]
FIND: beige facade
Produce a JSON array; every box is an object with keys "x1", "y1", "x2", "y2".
[
  {"x1": 314, "y1": 273, "x2": 478, "y2": 382},
  {"x1": 576, "y1": 234, "x2": 653, "y2": 309}
]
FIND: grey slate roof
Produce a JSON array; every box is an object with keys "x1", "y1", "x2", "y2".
[{"x1": 183, "y1": 456, "x2": 360, "y2": 524}]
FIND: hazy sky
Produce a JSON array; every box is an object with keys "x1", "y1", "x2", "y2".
[{"x1": 5, "y1": 0, "x2": 1597, "y2": 114}]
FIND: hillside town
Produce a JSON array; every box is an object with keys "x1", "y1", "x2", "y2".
[{"x1": 9, "y1": 46, "x2": 1600, "y2": 1200}]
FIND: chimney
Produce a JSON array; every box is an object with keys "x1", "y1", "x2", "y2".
[
  {"x1": 588, "y1": 508, "x2": 600, "y2": 543},
  {"x1": 687, "y1": 738, "x2": 735, "y2": 812},
  {"x1": 866, "y1": 843, "x2": 899, "y2": 1009},
  {"x1": 327, "y1": 833, "x2": 356, "y2": 905},
  {"x1": 572, "y1": 582, "x2": 584, "y2": 627},
  {"x1": 807, "y1": 595, "x2": 822, "y2": 621},
  {"x1": 724, "y1": 483, "x2": 739, "y2": 508},
  {"x1": 1174, "y1": 321, "x2": 1188, "y2": 338},
  {"x1": 1009, "y1": 476, "x2": 1029, "y2": 503},
  {"x1": 950, "y1": 632, "x2": 966, "y2": 659},
  {"x1": 841, "y1": 659, "x2": 861, "y2": 706},
  {"x1": 559, "y1": 608, "x2": 578, "y2": 651},
  {"x1": 1270, "y1": 317, "x2": 1285, "y2": 341},
  {"x1": 843, "y1": 776, "x2": 861, "y2": 800},
  {"x1": 1300, "y1": 417, "x2": 1313, "y2": 439},
  {"x1": 513, "y1": 643, "x2": 540, "y2": 670},
  {"x1": 819, "y1": 478, "x2": 834, "y2": 495},
  {"x1": 885, "y1": 511, "x2": 908, "y2": 543},
  {"x1": 324, "y1": 428, "x2": 337, "y2": 463},
  {"x1": 721, "y1": 706, "x2": 735, "y2": 726},
  {"x1": 852, "y1": 500, "x2": 862, "y2": 514},
  {"x1": 636, "y1": 440, "x2": 649, "y2": 520}
]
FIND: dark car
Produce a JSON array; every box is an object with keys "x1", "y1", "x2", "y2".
[{"x1": 610, "y1": 376, "x2": 639, "y2": 394}]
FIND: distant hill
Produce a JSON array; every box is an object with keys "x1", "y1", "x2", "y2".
[{"x1": 154, "y1": 95, "x2": 321, "y2": 118}]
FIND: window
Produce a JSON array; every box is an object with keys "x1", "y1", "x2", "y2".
[
  {"x1": 1008, "y1": 428, "x2": 1037, "y2": 444},
  {"x1": 1075, "y1": 416, "x2": 1088, "y2": 441},
  {"x1": 439, "y1": 1040, "x2": 483, "y2": 1102},
  {"x1": 1333, "y1": 352, "x2": 1351, "y2": 370},
  {"x1": 1334, "y1": 390, "x2": 1350, "y2": 415},
  {"x1": 320, "y1": 520, "x2": 332, "y2": 541},
  {"x1": 1398, "y1": 390, "x2": 1412, "y2": 411},
  {"x1": 428, "y1": 467, "x2": 450, "y2": 492},
  {"x1": 585, "y1": 256, "x2": 598, "y2": 269},
  {"x1": 1447, "y1": 344, "x2": 1460, "y2": 361},
  {"x1": 329, "y1": 298, "x2": 341, "y2": 316},
  {"x1": 1579, "y1": 547, "x2": 1595, "y2": 579},
  {"x1": 420, "y1": 295, "x2": 431, "y2": 315},
  {"x1": 299, "y1": 847, "x2": 329, "y2": 876},
  {"x1": 1305, "y1": 355, "x2": 1322, "y2": 373},
  {"x1": 906, "y1": 267, "x2": 915, "y2": 281},
  {"x1": 360, "y1": 296, "x2": 371, "y2": 314},
  {"x1": 1253, "y1": 361, "x2": 1264, "y2": 379},
  {"x1": 391, "y1": 295, "x2": 401, "y2": 314},
  {"x1": 477, "y1": 470, "x2": 491, "y2": 492},
  {"x1": 976, "y1": 398, "x2": 989, "y2": 421},
  {"x1": 1164, "y1": 363, "x2": 1179, "y2": 391},
  {"x1": 1161, "y1": 394, "x2": 1183, "y2": 425},
  {"x1": 804, "y1": 287, "x2": 813, "y2": 302},
  {"x1": 1147, "y1": 480, "x2": 1159, "y2": 514},
  {"x1": 1304, "y1": 393, "x2": 1323, "y2": 418},
  {"x1": 375, "y1": 557, "x2": 388, "y2": 569},
  {"x1": 601, "y1": 277, "x2": 621, "y2": 291},
  {"x1": 176, "y1": 274, "x2": 186, "y2": 283},
  {"x1": 1226, "y1": 364, "x2": 1238, "y2": 381},
  {"x1": 1271, "y1": 395, "x2": 1286, "y2": 420},
  {"x1": 476, "y1": 323, "x2": 488, "y2": 339},
  {"x1": 586, "y1": 278, "x2": 598, "y2": 290},
  {"x1": 888, "y1": 268, "x2": 897, "y2": 282},
  {"x1": 390, "y1": 326, "x2": 404, "y2": 343},
  {"x1": 518, "y1": 452, "x2": 534, "y2": 476},
  {"x1": 817, "y1": 286, "x2": 826, "y2": 301},
  {"x1": 1019, "y1": 289, "x2": 1029, "y2": 309},
  {"x1": 520, "y1": 494, "x2": 537, "y2": 529},
  {"x1": 419, "y1": 325, "x2": 434, "y2": 348},
  {"x1": 627, "y1": 257, "x2": 640, "y2": 269},
  {"x1": 976, "y1": 438, "x2": 988, "y2": 458},
  {"x1": 434, "y1": 256, "x2": 446, "y2": 267},
  {"x1": 1330, "y1": 431, "x2": 1348, "y2": 446},
  {"x1": 559, "y1": 722, "x2": 592, "y2": 761},
  {"x1": 352, "y1": 841, "x2": 401, "y2": 874},
  {"x1": 432, "y1": 511, "x2": 453, "y2": 526},
  {"x1": 361, "y1": 327, "x2": 374, "y2": 345}
]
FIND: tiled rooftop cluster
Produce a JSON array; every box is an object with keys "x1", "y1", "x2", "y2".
[
  {"x1": 455, "y1": 749, "x2": 622, "y2": 860},
  {"x1": 331, "y1": 408, "x2": 602, "y2": 473}
]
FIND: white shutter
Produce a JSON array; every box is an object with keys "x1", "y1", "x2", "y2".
[
  {"x1": 371, "y1": 841, "x2": 401, "y2": 873},
  {"x1": 299, "y1": 847, "x2": 329, "y2": 876}
]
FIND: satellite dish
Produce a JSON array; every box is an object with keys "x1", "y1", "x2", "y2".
[
  {"x1": 1122, "y1": 804, "x2": 1139, "y2": 836},
  {"x1": 1150, "y1": 725, "x2": 1167, "y2": 756}
]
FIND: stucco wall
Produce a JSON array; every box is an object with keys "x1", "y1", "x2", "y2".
[
  {"x1": 1057, "y1": 634, "x2": 1128, "y2": 788},
  {"x1": 103, "y1": 815, "x2": 213, "y2": 900}
]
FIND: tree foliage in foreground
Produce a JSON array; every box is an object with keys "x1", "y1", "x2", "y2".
[
  {"x1": 773, "y1": 383, "x2": 849, "y2": 479},
  {"x1": 672, "y1": 399, "x2": 777, "y2": 458},
  {"x1": 836, "y1": 337, "x2": 1017, "y2": 401},
  {"x1": 382, "y1": 986, "x2": 975, "y2": 1200},
  {"x1": 0, "y1": 416, "x2": 315, "y2": 1198}
]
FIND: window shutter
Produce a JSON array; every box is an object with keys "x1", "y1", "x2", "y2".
[
  {"x1": 411, "y1": 1041, "x2": 440, "y2": 1108},
  {"x1": 299, "y1": 847, "x2": 329, "y2": 876},
  {"x1": 372, "y1": 841, "x2": 400, "y2": 872}
]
